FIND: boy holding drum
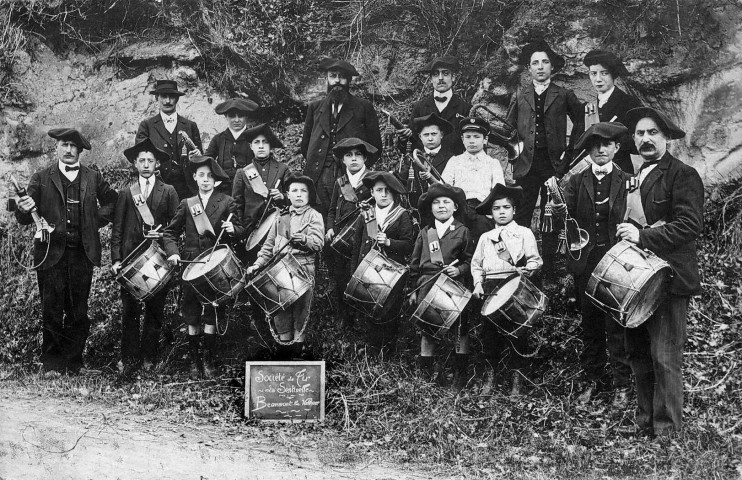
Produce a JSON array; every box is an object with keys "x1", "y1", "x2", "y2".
[
  {"x1": 408, "y1": 183, "x2": 473, "y2": 390},
  {"x1": 111, "y1": 139, "x2": 180, "y2": 377},
  {"x1": 471, "y1": 184, "x2": 542, "y2": 396},
  {"x1": 163, "y1": 156, "x2": 244, "y2": 378}
]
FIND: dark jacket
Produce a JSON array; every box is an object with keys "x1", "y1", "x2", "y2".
[
  {"x1": 506, "y1": 82, "x2": 584, "y2": 179},
  {"x1": 409, "y1": 219, "x2": 473, "y2": 284},
  {"x1": 111, "y1": 177, "x2": 180, "y2": 263},
  {"x1": 409, "y1": 94, "x2": 471, "y2": 155},
  {"x1": 204, "y1": 128, "x2": 255, "y2": 193},
  {"x1": 350, "y1": 206, "x2": 415, "y2": 272},
  {"x1": 162, "y1": 192, "x2": 245, "y2": 261},
  {"x1": 563, "y1": 166, "x2": 630, "y2": 275},
  {"x1": 596, "y1": 87, "x2": 642, "y2": 174},
  {"x1": 15, "y1": 164, "x2": 117, "y2": 269},
  {"x1": 327, "y1": 170, "x2": 374, "y2": 232},
  {"x1": 231, "y1": 157, "x2": 292, "y2": 232},
  {"x1": 637, "y1": 153, "x2": 704, "y2": 296},
  {"x1": 300, "y1": 95, "x2": 382, "y2": 183},
  {"x1": 136, "y1": 113, "x2": 203, "y2": 200}
]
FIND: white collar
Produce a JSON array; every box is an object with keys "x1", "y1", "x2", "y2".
[
  {"x1": 139, "y1": 175, "x2": 154, "y2": 193},
  {"x1": 199, "y1": 189, "x2": 214, "y2": 206},
  {"x1": 433, "y1": 89, "x2": 452, "y2": 101},
  {"x1": 160, "y1": 111, "x2": 178, "y2": 123},
  {"x1": 434, "y1": 217, "x2": 455, "y2": 238},
  {"x1": 533, "y1": 79, "x2": 551, "y2": 95},
  {"x1": 347, "y1": 166, "x2": 366, "y2": 189},
  {"x1": 375, "y1": 202, "x2": 393, "y2": 226},
  {"x1": 424, "y1": 145, "x2": 442, "y2": 155},
  {"x1": 229, "y1": 126, "x2": 246, "y2": 139},
  {"x1": 597, "y1": 86, "x2": 615, "y2": 107},
  {"x1": 58, "y1": 161, "x2": 81, "y2": 181},
  {"x1": 591, "y1": 161, "x2": 614, "y2": 177},
  {"x1": 494, "y1": 220, "x2": 519, "y2": 235}
]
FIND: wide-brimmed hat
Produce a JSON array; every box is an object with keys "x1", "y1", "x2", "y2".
[
  {"x1": 411, "y1": 113, "x2": 454, "y2": 135},
  {"x1": 418, "y1": 55, "x2": 460, "y2": 73},
  {"x1": 48, "y1": 128, "x2": 91, "y2": 150},
  {"x1": 214, "y1": 98, "x2": 259, "y2": 116},
  {"x1": 583, "y1": 49, "x2": 630, "y2": 78},
  {"x1": 149, "y1": 79, "x2": 186, "y2": 96},
  {"x1": 518, "y1": 40, "x2": 565, "y2": 73},
  {"x1": 319, "y1": 58, "x2": 360, "y2": 78},
  {"x1": 284, "y1": 174, "x2": 317, "y2": 205},
  {"x1": 475, "y1": 184, "x2": 523, "y2": 214},
  {"x1": 459, "y1": 116, "x2": 490, "y2": 136},
  {"x1": 362, "y1": 171, "x2": 407, "y2": 195},
  {"x1": 123, "y1": 138, "x2": 169, "y2": 164},
  {"x1": 243, "y1": 123, "x2": 284, "y2": 149},
  {"x1": 417, "y1": 184, "x2": 467, "y2": 216},
  {"x1": 574, "y1": 122, "x2": 629, "y2": 152},
  {"x1": 186, "y1": 155, "x2": 230, "y2": 182},
  {"x1": 624, "y1": 107, "x2": 686, "y2": 140},
  {"x1": 332, "y1": 137, "x2": 378, "y2": 162}
]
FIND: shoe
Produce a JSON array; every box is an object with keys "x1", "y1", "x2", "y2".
[
  {"x1": 611, "y1": 386, "x2": 632, "y2": 409},
  {"x1": 418, "y1": 356, "x2": 434, "y2": 381},
  {"x1": 202, "y1": 334, "x2": 217, "y2": 379},
  {"x1": 481, "y1": 365, "x2": 495, "y2": 396},
  {"x1": 451, "y1": 354, "x2": 470, "y2": 392},
  {"x1": 188, "y1": 335, "x2": 202, "y2": 379},
  {"x1": 509, "y1": 371, "x2": 522, "y2": 397},
  {"x1": 577, "y1": 380, "x2": 598, "y2": 404}
]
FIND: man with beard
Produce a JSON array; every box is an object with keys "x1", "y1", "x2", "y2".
[
  {"x1": 300, "y1": 58, "x2": 382, "y2": 218},
  {"x1": 617, "y1": 107, "x2": 703, "y2": 436},
  {"x1": 136, "y1": 80, "x2": 203, "y2": 200}
]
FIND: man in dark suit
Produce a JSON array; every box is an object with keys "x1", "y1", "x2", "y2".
[
  {"x1": 560, "y1": 122, "x2": 633, "y2": 406},
  {"x1": 111, "y1": 138, "x2": 180, "y2": 375},
  {"x1": 583, "y1": 50, "x2": 642, "y2": 174},
  {"x1": 617, "y1": 107, "x2": 704, "y2": 436},
  {"x1": 300, "y1": 58, "x2": 382, "y2": 218},
  {"x1": 15, "y1": 128, "x2": 118, "y2": 374},
  {"x1": 136, "y1": 80, "x2": 203, "y2": 201},
  {"x1": 399, "y1": 56, "x2": 471, "y2": 155}
]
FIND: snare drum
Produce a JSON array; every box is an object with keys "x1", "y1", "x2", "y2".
[
  {"x1": 481, "y1": 273, "x2": 547, "y2": 337},
  {"x1": 182, "y1": 246, "x2": 246, "y2": 306},
  {"x1": 412, "y1": 275, "x2": 472, "y2": 339},
  {"x1": 586, "y1": 240, "x2": 671, "y2": 328},
  {"x1": 246, "y1": 252, "x2": 312, "y2": 315},
  {"x1": 116, "y1": 240, "x2": 175, "y2": 302},
  {"x1": 330, "y1": 220, "x2": 359, "y2": 259},
  {"x1": 344, "y1": 249, "x2": 408, "y2": 320},
  {"x1": 246, "y1": 209, "x2": 278, "y2": 252}
]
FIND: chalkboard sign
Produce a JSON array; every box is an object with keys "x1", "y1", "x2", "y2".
[{"x1": 245, "y1": 361, "x2": 325, "y2": 422}]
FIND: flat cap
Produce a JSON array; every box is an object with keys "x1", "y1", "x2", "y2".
[
  {"x1": 214, "y1": 98, "x2": 259, "y2": 115},
  {"x1": 123, "y1": 138, "x2": 169, "y2": 164},
  {"x1": 574, "y1": 122, "x2": 629, "y2": 152},
  {"x1": 517, "y1": 40, "x2": 565, "y2": 73},
  {"x1": 583, "y1": 49, "x2": 630, "y2": 78},
  {"x1": 48, "y1": 128, "x2": 91, "y2": 150},
  {"x1": 319, "y1": 58, "x2": 360, "y2": 77},
  {"x1": 418, "y1": 55, "x2": 460, "y2": 73}
]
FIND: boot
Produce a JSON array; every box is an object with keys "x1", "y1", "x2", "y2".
[
  {"x1": 202, "y1": 334, "x2": 217, "y2": 379},
  {"x1": 418, "y1": 356, "x2": 434, "y2": 381},
  {"x1": 187, "y1": 335, "x2": 202, "y2": 379},
  {"x1": 481, "y1": 364, "x2": 495, "y2": 396},
  {"x1": 452, "y1": 354, "x2": 470, "y2": 392},
  {"x1": 509, "y1": 370, "x2": 523, "y2": 398}
]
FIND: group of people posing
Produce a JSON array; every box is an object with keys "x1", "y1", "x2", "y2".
[{"x1": 13, "y1": 40, "x2": 704, "y2": 437}]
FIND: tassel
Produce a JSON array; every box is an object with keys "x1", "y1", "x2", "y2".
[
  {"x1": 541, "y1": 202, "x2": 554, "y2": 233},
  {"x1": 383, "y1": 117, "x2": 396, "y2": 154},
  {"x1": 557, "y1": 229, "x2": 568, "y2": 255}
]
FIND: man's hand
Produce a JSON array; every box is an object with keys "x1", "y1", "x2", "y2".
[
  {"x1": 442, "y1": 265, "x2": 460, "y2": 278},
  {"x1": 269, "y1": 188, "x2": 284, "y2": 201},
  {"x1": 17, "y1": 195, "x2": 35, "y2": 213},
  {"x1": 325, "y1": 229, "x2": 335, "y2": 242},
  {"x1": 144, "y1": 230, "x2": 162, "y2": 239},
  {"x1": 188, "y1": 149, "x2": 202, "y2": 157},
  {"x1": 419, "y1": 170, "x2": 432, "y2": 181},
  {"x1": 111, "y1": 261, "x2": 122, "y2": 275},
  {"x1": 616, "y1": 222, "x2": 640, "y2": 244},
  {"x1": 552, "y1": 203, "x2": 567, "y2": 216},
  {"x1": 472, "y1": 283, "x2": 484, "y2": 299},
  {"x1": 397, "y1": 128, "x2": 412, "y2": 139},
  {"x1": 167, "y1": 254, "x2": 181, "y2": 266}
]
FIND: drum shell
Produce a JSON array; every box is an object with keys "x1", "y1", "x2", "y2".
[
  {"x1": 330, "y1": 220, "x2": 358, "y2": 259},
  {"x1": 246, "y1": 253, "x2": 313, "y2": 315},
  {"x1": 182, "y1": 246, "x2": 246, "y2": 306},
  {"x1": 116, "y1": 241, "x2": 175, "y2": 302},
  {"x1": 586, "y1": 240, "x2": 671, "y2": 328},
  {"x1": 481, "y1": 273, "x2": 546, "y2": 337},
  {"x1": 412, "y1": 275, "x2": 472, "y2": 340},
  {"x1": 344, "y1": 249, "x2": 408, "y2": 321}
]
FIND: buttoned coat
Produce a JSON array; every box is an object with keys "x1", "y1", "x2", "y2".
[
  {"x1": 409, "y1": 94, "x2": 471, "y2": 155},
  {"x1": 231, "y1": 158, "x2": 292, "y2": 232},
  {"x1": 111, "y1": 177, "x2": 180, "y2": 264},
  {"x1": 15, "y1": 165, "x2": 117, "y2": 270},
  {"x1": 204, "y1": 128, "x2": 254, "y2": 193},
  {"x1": 409, "y1": 220, "x2": 473, "y2": 284},
  {"x1": 637, "y1": 153, "x2": 703, "y2": 296},
  {"x1": 595, "y1": 87, "x2": 642, "y2": 173},
  {"x1": 563, "y1": 167, "x2": 630, "y2": 275},
  {"x1": 350, "y1": 207, "x2": 416, "y2": 272},
  {"x1": 506, "y1": 83, "x2": 584, "y2": 179},
  {"x1": 327, "y1": 170, "x2": 374, "y2": 233}
]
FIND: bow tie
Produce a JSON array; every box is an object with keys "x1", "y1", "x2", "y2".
[
  {"x1": 593, "y1": 166, "x2": 610, "y2": 177},
  {"x1": 639, "y1": 160, "x2": 660, "y2": 171},
  {"x1": 434, "y1": 96, "x2": 447, "y2": 103},
  {"x1": 65, "y1": 165, "x2": 80, "y2": 172},
  {"x1": 164, "y1": 117, "x2": 176, "y2": 124}
]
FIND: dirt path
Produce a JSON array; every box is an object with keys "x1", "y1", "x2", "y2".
[{"x1": 0, "y1": 390, "x2": 447, "y2": 480}]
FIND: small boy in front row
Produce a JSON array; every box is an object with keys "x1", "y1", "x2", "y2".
[
  {"x1": 245, "y1": 175, "x2": 325, "y2": 360},
  {"x1": 163, "y1": 156, "x2": 244, "y2": 378},
  {"x1": 409, "y1": 183, "x2": 473, "y2": 390},
  {"x1": 471, "y1": 184, "x2": 542, "y2": 397}
]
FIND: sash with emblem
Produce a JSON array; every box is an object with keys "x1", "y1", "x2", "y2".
[
  {"x1": 129, "y1": 181, "x2": 155, "y2": 226},
  {"x1": 187, "y1": 196, "x2": 215, "y2": 236},
  {"x1": 243, "y1": 163, "x2": 269, "y2": 198}
]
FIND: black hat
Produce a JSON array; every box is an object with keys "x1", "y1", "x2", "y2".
[
  {"x1": 574, "y1": 122, "x2": 629, "y2": 152},
  {"x1": 243, "y1": 123, "x2": 284, "y2": 149},
  {"x1": 624, "y1": 107, "x2": 685, "y2": 140},
  {"x1": 459, "y1": 116, "x2": 490, "y2": 136},
  {"x1": 319, "y1": 58, "x2": 360, "y2": 77},
  {"x1": 583, "y1": 49, "x2": 629, "y2": 78},
  {"x1": 332, "y1": 137, "x2": 378, "y2": 161},
  {"x1": 362, "y1": 171, "x2": 407, "y2": 195},
  {"x1": 518, "y1": 40, "x2": 566, "y2": 73},
  {"x1": 418, "y1": 55, "x2": 460, "y2": 73},
  {"x1": 186, "y1": 155, "x2": 230, "y2": 182},
  {"x1": 149, "y1": 79, "x2": 186, "y2": 96},
  {"x1": 417, "y1": 184, "x2": 467, "y2": 215},
  {"x1": 411, "y1": 113, "x2": 454, "y2": 135},
  {"x1": 284, "y1": 174, "x2": 317, "y2": 205},
  {"x1": 475, "y1": 184, "x2": 523, "y2": 214},
  {"x1": 214, "y1": 98, "x2": 259, "y2": 116},
  {"x1": 48, "y1": 128, "x2": 91, "y2": 150},
  {"x1": 123, "y1": 138, "x2": 169, "y2": 164}
]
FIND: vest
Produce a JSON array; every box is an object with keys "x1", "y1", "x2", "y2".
[
  {"x1": 593, "y1": 172, "x2": 612, "y2": 245},
  {"x1": 60, "y1": 173, "x2": 82, "y2": 247}
]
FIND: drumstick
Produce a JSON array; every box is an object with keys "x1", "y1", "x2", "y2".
[
  {"x1": 178, "y1": 259, "x2": 207, "y2": 264},
  {"x1": 405, "y1": 260, "x2": 460, "y2": 298},
  {"x1": 206, "y1": 213, "x2": 234, "y2": 262},
  {"x1": 248, "y1": 223, "x2": 311, "y2": 278}
]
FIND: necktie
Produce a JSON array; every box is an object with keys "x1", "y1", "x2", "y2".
[
  {"x1": 639, "y1": 160, "x2": 659, "y2": 171},
  {"x1": 434, "y1": 96, "x2": 446, "y2": 103},
  {"x1": 65, "y1": 165, "x2": 79, "y2": 172},
  {"x1": 143, "y1": 179, "x2": 150, "y2": 199}
]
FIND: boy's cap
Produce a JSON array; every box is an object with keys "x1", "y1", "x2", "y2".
[
  {"x1": 459, "y1": 116, "x2": 490, "y2": 135},
  {"x1": 214, "y1": 98, "x2": 260, "y2": 116},
  {"x1": 123, "y1": 138, "x2": 169, "y2": 164},
  {"x1": 574, "y1": 122, "x2": 629, "y2": 152},
  {"x1": 583, "y1": 49, "x2": 629, "y2": 78},
  {"x1": 475, "y1": 183, "x2": 523, "y2": 214},
  {"x1": 243, "y1": 123, "x2": 284, "y2": 149},
  {"x1": 332, "y1": 137, "x2": 378, "y2": 163},
  {"x1": 361, "y1": 171, "x2": 407, "y2": 195},
  {"x1": 284, "y1": 174, "x2": 317, "y2": 206},
  {"x1": 417, "y1": 183, "x2": 467, "y2": 216},
  {"x1": 411, "y1": 113, "x2": 454, "y2": 135},
  {"x1": 517, "y1": 40, "x2": 565, "y2": 73},
  {"x1": 48, "y1": 128, "x2": 91, "y2": 150},
  {"x1": 186, "y1": 155, "x2": 230, "y2": 182}
]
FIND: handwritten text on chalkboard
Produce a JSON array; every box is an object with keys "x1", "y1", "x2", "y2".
[{"x1": 245, "y1": 361, "x2": 325, "y2": 421}]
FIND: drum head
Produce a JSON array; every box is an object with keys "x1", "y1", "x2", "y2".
[
  {"x1": 246, "y1": 209, "x2": 278, "y2": 251},
  {"x1": 182, "y1": 247, "x2": 230, "y2": 281},
  {"x1": 481, "y1": 275, "x2": 520, "y2": 316}
]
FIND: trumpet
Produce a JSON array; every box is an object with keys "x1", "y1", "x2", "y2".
[
  {"x1": 457, "y1": 104, "x2": 524, "y2": 161},
  {"x1": 544, "y1": 177, "x2": 589, "y2": 258},
  {"x1": 411, "y1": 149, "x2": 444, "y2": 183}
]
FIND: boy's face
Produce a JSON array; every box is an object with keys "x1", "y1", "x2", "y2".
[
  {"x1": 589, "y1": 139, "x2": 619, "y2": 166},
  {"x1": 419, "y1": 125, "x2": 443, "y2": 151},
  {"x1": 287, "y1": 182, "x2": 309, "y2": 207},
  {"x1": 431, "y1": 196, "x2": 457, "y2": 222},
  {"x1": 250, "y1": 134, "x2": 271, "y2": 159},
  {"x1": 342, "y1": 148, "x2": 366, "y2": 174},
  {"x1": 491, "y1": 198, "x2": 515, "y2": 226},
  {"x1": 193, "y1": 165, "x2": 215, "y2": 193},
  {"x1": 588, "y1": 64, "x2": 615, "y2": 94},
  {"x1": 431, "y1": 67, "x2": 454, "y2": 93},
  {"x1": 226, "y1": 111, "x2": 248, "y2": 131},
  {"x1": 462, "y1": 131, "x2": 486, "y2": 154},
  {"x1": 135, "y1": 151, "x2": 159, "y2": 178},
  {"x1": 529, "y1": 51, "x2": 552, "y2": 83},
  {"x1": 371, "y1": 181, "x2": 394, "y2": 208}
]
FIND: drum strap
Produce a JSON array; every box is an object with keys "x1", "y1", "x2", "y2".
[
  {"x1": 187, "y1": 196, "x2": 215, "y2": 236},
  {"x1": 276, "y1": 213, "x2": 291, "y2": 251},
  {"x1": 129, "y1": 182, "x2": 155, "y2": 226},
  {"x1": 379, "y1": 205, "x2": 405, "y2": 232},
  {"x1": 494, "y1": 232, "x2": 515, "y2": 266},
  {"x1": 338, "y1": 175, "x2": 358, "y2": 203},
  {"x1": 243, "y1": 163, "x2": 269, "y2": 198},
  {"x1": 362, "y1": 207, "x2": 378, "y2": 238},
  {"x1": 426, "y1": 227, "x2": 445, "y2": 266},
  {"x1": 625, "y1": 182, "x2": 648, "y2": 228}
]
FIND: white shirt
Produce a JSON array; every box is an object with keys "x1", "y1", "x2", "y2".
[
  {"x1": 533, "y1": 79, "x2": 551, "y2": 96},
  {"x1": 160, "y1": 112, "x2": 178, "y2": 133},
  {"x1": 591, "y1": 161, "x2": 614, "y2": 179},
  {"x1": 347, "y1": 166, "x2": 366, "y2": 189},
  {"x1": 434, "y1": 217, "x2": 455, "y2": 239},
  {"x1": 441, "y1": 150, "x2": 505, "y2": 202},
  {"x1": 229, "y1": 126, "x2": 246, "y2": 140},
  {"x1": 375, "y1": 203, "x2": 393, "y2": 229},
  {"x1": 433, "y1": 89, "x2": 452, "y2": 112},
  {"x1": 138, "y1": 176, "x2": 153, "y2": 198},
  {"x1": 639, "y1": 163, "x2": 658, "y2": 185},
  {"x1": 597, "y1": 86, "x2": 615, "y2": 108},
  {"x1": 199, "y1": 189, "x2": 214, "y2": 207},
  {"x1": 58, "y1": 161, "x2": 80, "y2": 181}
]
